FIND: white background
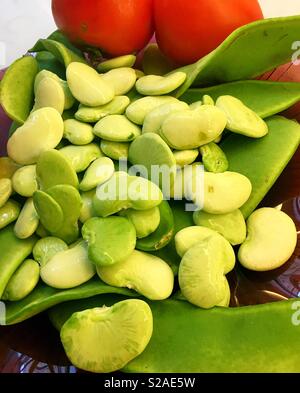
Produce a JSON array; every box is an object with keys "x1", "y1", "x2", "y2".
[{"x1": 0, "y1": 0, "x2": 300, "y2": 67}]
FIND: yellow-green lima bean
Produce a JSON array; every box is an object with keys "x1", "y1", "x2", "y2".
[
  {"x1": 75, "y1": 96, "x2": 130, "y2": 123},
  {"x1": 97, "y1": 55, "x2": 136, "y2": 73},
  {"x1": 100, "y1": 141, "x2": 130, "y2": 160},
  {"x1": 101, "y1": 67, "x2": 137, "y2": 95},
  {"x1": 238, "y1": 208, "x2": 297, "y2": 272},
  {"x1": 0, "y1": 178, "x2": 13, "y2": 208},
  {"x1": 7, "y1": 107, "x2": 64, "y2": 165},
  {"x1": 94, "y1": 115, "x2": 141, "y2": 142},
  {"x1": 12, "y1": 165, "x2": 37, "y2": 197},
  {"x1": 79, "y1": 157, "x2": 115, "y2": 191},
  {"x1": 33, "y1": 236, "x2": 68, "y2": 267},
  {"x1": 40, "y1": 241, "x2": 95, "y2": 289},
  {"x1": 33, "y1": 76, "x2": 65, "y2": 114},
  {"x1": 59, "y1": 144, "x2": 102, "y2": 173},
  {"x1": 63, "y1": 119, "x2": 94, "y2": 145},
  {"x1": 14, "y1": 198, "x2": 39, "y2": 239},
  {"x1": 136, "y1": 72, "x2": 187, "y2": 96},
  {"x1": 120, "y1": 207, "x2": 160, "y2": 239},
  {"x1": 0, "y1": 200, "x2": 21, "y2": 230}
]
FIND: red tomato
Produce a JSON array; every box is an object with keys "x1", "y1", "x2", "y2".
[
  {"x1": 52, "y1": 0, "x2": 154, "y2": 56},
  {"x1": 154, "y1": 0, "x2": 264, "y2": 65}
]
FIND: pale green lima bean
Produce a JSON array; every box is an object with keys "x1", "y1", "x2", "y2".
[
  {"x1": 97, "y1": 250, "x2": 174, "y2": 300},
  {"x1": 136, "y1": 72, "x2": 187, "y2": 96},
  {"x1": 59, "y1": 143, "x2": 101, "y2": 172},
  {"x1": 33, "y1": 236, "x2": 68, "y2": 267},
  {"x1": 0, "y1": 200, "x2": 21, "y2": 230},
  {"x1": 14, "y1": 198, "x2": 39, "y2": 239},
  {"x1": 7, "y1": 108, "x2": 64, "y2": 165},
  {"x1": 120, "y1": 207, "x2": 160, "y2": 239},
  {"x1": 216, "y1": 95, "x2": 268, "y2": 138},
  {"x1": 12, "y1": 165, "x2": 37, "y2": 197},
  {"x1": 34, "y1": 69, "x2": 75, "y2": 110},
  {"x1": 2, "y1": 259, "x2": 40, "y2": 301},
  {"x1": 202, "y1": 95, "x2": 215, "y2": 106},
  {"x1": 200, "y1": 142, "x2": 229, "y2": 173},
  {"x1": 102, "y1": 67, "x2": 137, "y2": 95},
  {"x1": 40, "y1": 241, "x2": 96, "y2": 289},
  {"x1": 94, "y1": 115, "x2": 141, "y2": 142},
  {"x1": 79, "y1": 190, "x2": 96, "y2": 223},
  {"x1": 79, "y1": 157, "x2": 115, "y2": 191},
  {"x1": 173, "y1": 150, "x2": 199, "y2": 167},
  {"x1": 97, "y1": 55, "x2": 136, "y2": 72},
  {"x1": 63, "y1": 119, "x2": 94, "y2": 145},
  {"x1": 67, "y1": 62, "x2": 114, "y2": 107},
  {"x1": 160, "y1": 105, "x2": 227, "y2": 150},
  {"x1": 33, "y1": 76, "x2": 65, "y2": 114},
  {"x1": 142, "y1": 101, "x2": 189, "y2": 134},
  {"x1": 100, "y1": 140, "x2": 130, "y2": 160},
  {"x1": 0, "y1": 178, "x2": 12, "y2": 208},
  {"x1": 33, "y1": 191, "x2": 64, "y2": 233},
  {"x1": 238, "y1": 208, "x2": 297, "y2": 272},
  {"x1": 126, "y1": 96, "x2": 178, "y2": 125},
  {"x1": 193, "y1": 209, "x2": 247, "y2": 246},
  {"x1": 93, "y1": 172, "x2": 163, "y2": 217},
  {"x1": 75, "y1": 96, "x2": 130, "y2": 123}
]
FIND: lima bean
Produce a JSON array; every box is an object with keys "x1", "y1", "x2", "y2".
[
  {"x1": 100, "y1": 140, "x2": 130, "y2": 160},
  {"x1": 79, "y1": 157, "x2": 115, "y2": 191},
  {"x1": 67, "y1": 62, "x2": 114, "y2": 107},
  {"x1": 0, "y1": 200, "x2": 21, "y2": 230},
  {"x1": 136, "y1": 72, "x2": 187, "y2": 96},
  {"x1": 33, "y1": 237, "x2": 68, "y2": 267},
  {"x1": 33, "y1": 76, "x2": 65, "y2": 114},
  {"x1": 200, "y1": 142, "x2": 229, "y2": 173},
  {"x1": 120, "y1": 207, "x2": 160, "y2": 239},
  {"x1": 7, "y1": 108, "x2": 64, "y2": 165},
  {"x1": 102, "y1": 67, "x2": 137, "y2": 95},
  {"x1": 0, "y1": 178, "x2": 13, "y2": 208},
  {"x1": 79, "y1": 190, "x2": 97, "y2": 224},
  {"x1": 12, "y1": 165, "x2": 37, "y2": 197},
  {"x1": 63, "y1": 119, "x2": 94, "y2": 145},
  {"x1": 97, "y1": 250, "x2": 174, "y2": 300},
  {"x1": 14, "y1": 198, "x2": 39, "y2": 239},
  {"x1": 2, "y1": 259, "x2": 40, "y2": 302},
  {"x1": 94, "y1": 115, "x2": 141, "y2": 142},
  {"x1": 173, "y1": 150, "x2": 199, "y2": 167},
  {"x1": 75, "y1": 96, "x2": 130, "y2": 123},
  {"x1": 97, "y1": 55, "x2": 136, "y2": 73},
  {"x1": 238, "y1": 208, "x2": 297, "y2": 271},
  {"x1": 59, "y1": 144, "x2": 101, "y2": 173},
  {"x1": 40, "y1": 241, "x2": 95, "y2": 289}
]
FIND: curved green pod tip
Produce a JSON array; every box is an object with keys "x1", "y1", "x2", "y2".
[
  {"x1": 36, "y1": 149, "x2": 78, "y2": 190},
  {"x1": 102, "y1": 67, "x2": 137, "y2": 96},
  {"x1": 7, "y1": 108, "x2": 64, "y2": 165},
  {"x1": 60, "y1": 299, "x2": 152, "y2": 373},
  {"x1": 94, "y1": 115, "x2": 141, "y2": 142},
  {"x1": 221, "y1": 116, "x2": 300, "y2": 218},
  {"x1": 100, "y1": 140, "x2": 130, "y2": 160},
  {"x1": 136, "y1": 72, "x2": 187, "y2": 96},
  {"x1": 216, "y1": 96, "x2": 268, "y2": 138},
  {"x1": 128, "y1": 133, "x2": 176, "y2": 190},
  {"x1": 136, "y1": 200, "x2": 174, "y2": 251},
  {"x1": 200, "y1": 142, "x2": 229, "y2": 173},
  {"x1": 175, "y1": 15, "x2": 300, "y2": 96},
  {"x1": 33, "y1": 237, "x2": 68, "y2": 267},
  {"x1": 193, "y1": 209, "x2": 246, "y2": 246},
  {"x1": 30, "y1": 38, "x2": 86, "y2": 67},
  {"x1": 160, "y1": 106, "x2": 227, "y2": 150},
  {"x1": 67, "y1": 62, "x2": 114, "y2": 107},
  {"x1": 12, "y1": 165, "x2": 38, "y2": 197},
  {"x1": 82, "y1": 217, "x2": 136, "y2": 267},
  {"x1": 2, "y1": 259, "x2": 40, "y2": 302},
  {"x1": 14, "y1": 198, "x2": 39, "y2": 239},
  {"x1": 182, "y1": 80, "x2": 300, "y2": 119},
  {"x1": 0, "y1": 178, "x2": 13, "y2": 208},
  {"x1": 33, "y1": 190, "x2": 64, "y2": 233},
  {"x1": 97, "y1": 250, "x2": 174, "y2": 300},
  {"x1": 120, "y1": 207, "x2": 160, "y2": 239},
  {"x1": 75, "y1": 96, "x2": 130, "y2": 123},
  {"x1": 238, "y1": 208, "x2": 297, "y2": 272},
  {"x1": 142, "y1": 43, "x2": 174, "y2": 76},
  {"x1": 59, "y1": 144, "x2": 102, "y2": 173},
  {"x1": 40, "y1": 241, "x2": 96, "y2": 289},
  {"x1": 0, "y1": 56, "x2": 38, "y2": 124},
  {"x1": 97, "y1": 55, "x2": 136, "y2": 73},
  {"x1": 126, "y1": 96, "x2": 178, "y2": 125},
  {"x1": 0, "y1": 225, "x2": 37, "y2": 299},
  {"x1": 79, "y1": 157, "x2": 115, "y2": 192},
  {"x1": 63, "y1": 119, "x2": 94, "y2": 145},
  {"x1": 0, "y1": 200, "x2": 21, "y2": 230}
]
